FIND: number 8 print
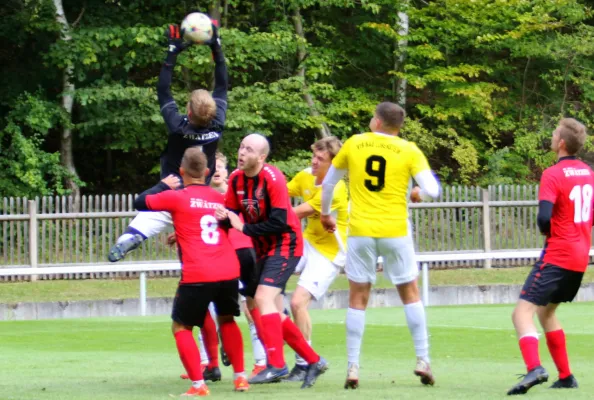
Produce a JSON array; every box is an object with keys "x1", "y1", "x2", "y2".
[
  {"x1": 569, "y1": 184, "x2": 593, "y2": 223},
  {"x1": 200, "y1": 214, "x2": 220, "y2": 244}
]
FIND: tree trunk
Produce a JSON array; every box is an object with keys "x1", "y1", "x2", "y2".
[
  {"x1": 393, "y1": 8, "x2": 409, "y2": 107},
  {"x1": 53, "y1": 0, "x2": 81, "y2": 209},
  {"x1": 292, "y1": 7, "x2": 331, "y2": 139},
  {"x1": 209, "y1": 0, "x2": 222, "y2": 25},
  {"x1": 222, "y1": 0, "x2": 228, "y2": 28}
]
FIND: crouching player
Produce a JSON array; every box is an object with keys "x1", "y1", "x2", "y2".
[
  {"x1": 134, "y1": 148, "x2": 248, "y2": 396},
  {"x1": 507, "y1": 118, "x2": 592, "y2": 395}
]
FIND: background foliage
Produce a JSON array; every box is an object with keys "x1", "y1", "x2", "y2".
[{"x1": 1, "y1": 0, "x2": 594, "y2": 196}]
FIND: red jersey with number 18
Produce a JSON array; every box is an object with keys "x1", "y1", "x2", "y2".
[
  {"x1": 539, "y1": 157, "x2": 594, "y2": 272},
  {"x1": 145, "y1": 184, "x2": 240, "y2": 284}
]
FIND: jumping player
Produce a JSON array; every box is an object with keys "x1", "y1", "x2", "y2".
[
  {"x1": 134, "y1": 147, "x2": 248, "y2": 396},
  {"x1": 320, "y1": 102, "x2": 440, "y2": 389},
  {"x1": 507, "y1": 118, "x2": 591, "y2": 395},
  {"x1": 109, "y1": 19, "x2": 227, "y2": 262},
  {"x1": 216, "y1": 133, "x2": 328, "y2": 389},
  {"x1": 284, "y1": 136, "x2": 348, "y2": 381}
]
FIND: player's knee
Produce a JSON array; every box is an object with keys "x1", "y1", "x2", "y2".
[{"x1": 172, "y1": 321, "x2": 191, "y2": 335}]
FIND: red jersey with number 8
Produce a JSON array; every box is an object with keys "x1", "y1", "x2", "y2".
[
  {"x1": 145, "y1": 184, "x2": 240, "y2": 283},
  {"x1": 539, "y1": 157, "x2": 594, "y2": 272}
]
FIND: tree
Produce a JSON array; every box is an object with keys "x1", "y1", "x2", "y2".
[{"x1": 53, "y1": 0, "x2": 82, "y2": 203}]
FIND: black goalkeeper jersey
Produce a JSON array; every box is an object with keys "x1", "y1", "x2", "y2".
[{"x1": 156, "y1": 44, "x2": 227, "y2": 184}]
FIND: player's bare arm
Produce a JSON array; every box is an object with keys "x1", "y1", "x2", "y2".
[
  {"x1": 293, "y1": 202, "x2": 316, "y2": 219},
  {"x1": 227, "y1": 211, "x2": 244, "y2": 232}
]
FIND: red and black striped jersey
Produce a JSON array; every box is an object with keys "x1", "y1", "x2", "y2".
[{"x1": 225, "y1": 164, "x2": 303, "y2": 259}]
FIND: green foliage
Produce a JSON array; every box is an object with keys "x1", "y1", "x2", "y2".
[
  {"x1": 0, "y1": 93, "x2": 72, "y2": 196},
  {"x1": 2, "y1": 0, "x2": 594, "y2": 196}
]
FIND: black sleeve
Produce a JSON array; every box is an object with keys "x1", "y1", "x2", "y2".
[
  {"x1": 242, "y1": 208, "x2": 288, "y2": 237},
  {"x1": 210, "y1": 42, "x2": 228, "y2": 127},
  {"x1": 134, "y1": 182, "x2": 171, "y2": 211},
  {"x1": 157, "y1": 52, "x2": 186, "y2": 134},
  {"x1": 537, "y1": 200, "x2": 554, "y2": 235}
]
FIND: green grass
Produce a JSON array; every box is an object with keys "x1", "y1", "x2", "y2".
[
  {"x1": 1, "y1": 267, "x2": 593, "y2": 304},
  {"x1": 1, "y1": 304, "x2": 593, "y2": 399}
]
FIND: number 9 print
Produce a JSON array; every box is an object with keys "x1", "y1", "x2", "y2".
[{"x1": 365, "y1": 155, "x2": 387, "y2": 192}]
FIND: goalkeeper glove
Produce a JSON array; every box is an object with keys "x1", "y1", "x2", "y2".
[
  {"x1": 165, "y1": 24, "x2": 192, "y2": 54},
  {"x1": 204, "y1": 19, "x2": 221, "y2": 48}
]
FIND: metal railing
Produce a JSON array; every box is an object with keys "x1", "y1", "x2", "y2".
[
  {"x1": 1, "y1": 249, "x2": 569, "y2": 314},
  {"x1": 1, "y1": 185, "x2": 592, "y2": 281}
]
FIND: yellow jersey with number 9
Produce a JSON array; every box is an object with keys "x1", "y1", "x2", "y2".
[{"x1": 332, "y1": 132, "x2": 431, "y2": 238}]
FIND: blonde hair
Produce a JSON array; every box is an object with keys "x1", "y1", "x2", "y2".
[
  {"x1": 181, "y1": 147, "x2": 207, "y2": 178},
  {"x1": 311, "y1": 136, "x2": 343, "y2": 159},
  {"x1": 558, "y1": 118, "x2": 587, "y2": 155},
  {"x1": 215, "y1": 151, "x2": 228, "y2": 166},
  {"x1": 188, "y1": 89, "x2": 216, "y2": 127}
]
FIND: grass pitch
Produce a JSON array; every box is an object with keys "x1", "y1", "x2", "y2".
[{"x1": 1, "y1": 304, "x2": 593, "y2": 399}]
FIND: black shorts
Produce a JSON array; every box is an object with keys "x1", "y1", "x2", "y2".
[
  {"x1": 243, "y1": 255, "x2": 300, "y2": 298},
  {"x1": 236, "y1": 248, "x2": 257, "y2": 297},
  {"x1": 519, "y1": 262, "x2": 584, "y2": 306},
  {"x1": 171, "y1": 279, "x2": 240, "y2": 327}
]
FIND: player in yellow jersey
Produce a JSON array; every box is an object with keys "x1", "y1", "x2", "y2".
[
  {"x1": 320, "y1": 102, "x2": 440, "y2": 389},
  {"x1": 282, "y1": 137, "x2": 349, "y2": 382}
]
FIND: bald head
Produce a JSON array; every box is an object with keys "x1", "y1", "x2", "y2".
[
  {"x1": 243, "y1": 133, "x2": 270, "y2": 157},
  {"x1": 238, "y1": 133, "x2": 270, "y2": 176}
]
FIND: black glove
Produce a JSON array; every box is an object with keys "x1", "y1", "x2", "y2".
[
  {"x1": 165, "y1": 24, "x2": 192, "y2": 55},
  {"x1": 204, "y1": 19, "x2": 221, "y2": 48}
]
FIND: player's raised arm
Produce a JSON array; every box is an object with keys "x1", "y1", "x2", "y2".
[
  {"x1": 157, "y1": 24, "x2": 193, "y2": 134},
  {"x1": 241, "y1": 172, "x2": 290, "y2": 237},
  {"x1": 207, "y1": 21, "x2": 228, "y2": 127}
]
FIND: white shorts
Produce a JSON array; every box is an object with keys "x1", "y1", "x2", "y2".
[
  {"x1": 296, "y1": 240, "x2": 340, "y2": 300},
  {"x1": 128, "y1": 211, "x2": 172, "y2": 238},
  {"x1": 345, "y1": 236, "x2": 418, "y2": 285}
]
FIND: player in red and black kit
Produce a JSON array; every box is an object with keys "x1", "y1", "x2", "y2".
[
  {"x1": 108, "y1": 18, "x2": 228, "y2": 263},
  {"x1": 507, "y1": 118, "x2": 592, "y2": 395},
  {"x1": 134, "y1": 148, "x2": 248, "y2": 396},
  {"x1": 215, "y1": 133, "x2": 329, "y2": 388}
]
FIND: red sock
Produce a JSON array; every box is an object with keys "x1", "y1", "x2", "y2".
[
  {"x1": 200, "y1": 311, "x2": 219, "y2": 368},
  {"x1": 250, "y1": 307, "x2": 266, "y2": 342},
  {"x1": 174, "y1": 330, "x2": 203, "y2": 381},
  {"x1": 220, "y1": 320, "x2": 245, "y2": 373},
  {"x1": 260, "y1": 313, "x2": 285, "y2": 368},
  {"x1": 546, "y1": 329, "x2": 571, "y2": 379},
  {"x1": 519, "y1": 335, "x2": 541, "y2": 372},
  {"x1": 282, "y1": 317, "x2": 320, "y2": 364}
]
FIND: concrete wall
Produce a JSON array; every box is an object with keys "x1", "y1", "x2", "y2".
[{"x1": 2, "y1": 283, "x2": 593, "y2": 321}]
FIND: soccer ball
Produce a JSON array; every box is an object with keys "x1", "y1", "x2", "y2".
[{"x1": 181, "y1": 12, "x2": 213, "y2": 44}]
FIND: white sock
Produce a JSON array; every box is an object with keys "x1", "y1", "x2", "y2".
[
  {"x1": 295, "y1": 340, "x2": 311, "y2": 367},
  {"x1": 233, "y1": 372, "x2": 246, "y2": 379},
  {"x1": 208, "y1": 303, "x2": 219, "y2": 329},
  {"x1": 192, "y1": 379, "x2": 205, "y2": 388},
  {"x1": 346, "y1": 308, "x2": 365, "y2": 365},
  {"x1": 116, "y1": 233, "x2": 135, "y2": 244},
  {"x1": 249, "y1": 323, "x2": 266, "y2": 365},
  {"x1": 404, "y1": 301, "x2": 430, "y2": 362},
  {"x1": 198, "y1": 332, "x2": 209, "y2": 364}
]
